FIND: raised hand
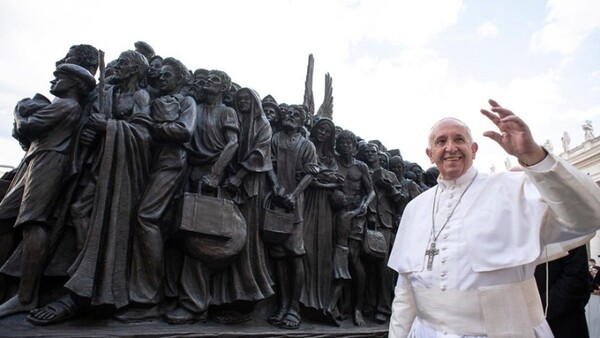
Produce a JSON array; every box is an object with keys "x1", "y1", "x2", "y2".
[{"x1": 480, "y1": 99, "x2": 546, "y2": 166}]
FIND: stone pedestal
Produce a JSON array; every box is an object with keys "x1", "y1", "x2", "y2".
[{"x1": 0, "y1": 312, "x2": 388, "y2": 338}]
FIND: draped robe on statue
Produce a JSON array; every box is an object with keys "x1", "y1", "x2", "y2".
[
  {"x1": 65, "y1": 87, "x2": 152, "y2": 309},
  {"x1": 300, "y1": 118, "x2": 340, "y2": 312}
]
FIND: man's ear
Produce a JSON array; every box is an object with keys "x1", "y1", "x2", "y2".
[
  {"x1": 426, "y1": 148, "x2": 433, "y2": 163},
  {"x1": 471, "y1": 142, "x2": 479, "y2": 159}
]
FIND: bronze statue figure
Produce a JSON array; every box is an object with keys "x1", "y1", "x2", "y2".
[
  {"x1": 165, "y1": 69, "x2": 240, "y2": 324},
  {"x1": 301, "y1": 118, "x2": 344, "y2": 317},
  {"x1": 209, "y1": 87, "x2": 274, "y2": 324},
  {"x1": 266, "y1": 104, "x2": 319, "y2": 330},
  {"x1": 0, "y1": 63, "x2": 96, "y2": 318},
  {"x1": 328, "y1": 129, "x2": 375, "y2": 326},
  {"x1": 117, "y1": 57, "x2": 196, "y2": 322}
]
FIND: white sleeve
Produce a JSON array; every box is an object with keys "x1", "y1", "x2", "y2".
[
  {"x1": 389, "y1": 274, "x2": 416, "y2": 338},
  {"x1": 525, "y1": 153, "x2": 600, "y2": 235}
]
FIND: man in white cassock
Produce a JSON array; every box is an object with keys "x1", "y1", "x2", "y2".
[{"x1": 387, "y1": 99, "x2": 600, "y2": 338}]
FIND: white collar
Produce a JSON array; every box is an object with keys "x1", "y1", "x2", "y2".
[{"x1": 437, "y1": 166, "x2": 478, "y2": 189}]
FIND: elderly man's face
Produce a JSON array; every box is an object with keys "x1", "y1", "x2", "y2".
[
  {"x1": 426, "y1": 119, "x2": 478, "y2": 180},
  {"x1": 281, "y1": 107, "x2": 304, "y2": 131},
  {"x1": 113, "y1": 56, "x2": 136, "y2": 81}
]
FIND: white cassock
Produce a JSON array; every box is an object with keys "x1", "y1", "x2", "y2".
[{"x1": 387, "y1": 153, "x2": 600, "y2": 338}]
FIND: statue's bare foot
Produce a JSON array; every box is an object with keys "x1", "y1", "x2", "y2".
[
  {"x1": 353, "y1": 309, "x2": 366, "y2": 327},
  {"x1": 0, "y1": 295, "x2": 37, "y2": 318},
  {"x1": 27, "y1": 295, "x2": 79, "y2": 326}
]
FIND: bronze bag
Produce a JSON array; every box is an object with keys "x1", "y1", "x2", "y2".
[
  {"x1": 180, "y1": 189, "x2": 240, "y2": 239},
  {"x1": 363, "y1": 228, "x2": 387, "y2": 259},
  {"x1": 262, "y1": 193, "x2": 294, "y2": 243},
  {"x1": 179, "y1": 187, "x2": 247, "y2": 267}
]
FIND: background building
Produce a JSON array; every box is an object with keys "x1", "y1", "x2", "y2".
[{"x1": 560, "y1": 134, "x2": 600, "y2": 258}]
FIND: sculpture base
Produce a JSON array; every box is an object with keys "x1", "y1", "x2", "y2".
[{"x1": 0, "y1": 312, "x2": 388, "y2": 337}]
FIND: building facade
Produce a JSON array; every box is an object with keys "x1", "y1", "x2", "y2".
[{"x1": 560, "y1": 136, "x2": 600, "y2": 258}]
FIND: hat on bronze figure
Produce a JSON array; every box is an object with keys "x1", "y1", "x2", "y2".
[
  {"x1": 262, "y1": 94, "x2": 281, "y2": 113},
  {"x1": 134, "y1": 41, "x2": 155, "y2": 60},
  {"x1": 54, "y1": 63, "x2": 97, "y2": 92}
]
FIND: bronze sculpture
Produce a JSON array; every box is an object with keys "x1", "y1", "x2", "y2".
[{"x1": 0, "y1": 43, "x2": 430, "y2": 338}]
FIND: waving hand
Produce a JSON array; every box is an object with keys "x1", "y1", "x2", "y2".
[{"x1": 480, "y1": 99, "x2": 547, "y2": 166}]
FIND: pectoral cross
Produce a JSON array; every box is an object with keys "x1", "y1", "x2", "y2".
[{"x1": 425, "y1": 241, "x2": 439, "y2": 271}]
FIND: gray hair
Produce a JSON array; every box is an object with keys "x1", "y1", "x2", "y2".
[{"x1": 428, "y1": 117, "x2": 473, "y2": 147}]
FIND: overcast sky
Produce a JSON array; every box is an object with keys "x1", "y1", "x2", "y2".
[{"x1": 1, "y1": 0, "x2": 599, "y2": 172}]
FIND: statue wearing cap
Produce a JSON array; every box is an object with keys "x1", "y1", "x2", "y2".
[
  {"x1": 262, "y1": 94, "x2": 282, "y2": 133},
  {"x1": 53, "y1": 63, "x2": 97, "y2": 94},
  {"x1": 134, "y1": 41, "x2": 156, "y2": 61},
  {"x1": 0, "y1": 63, "x2": 96, "y2": 318}
]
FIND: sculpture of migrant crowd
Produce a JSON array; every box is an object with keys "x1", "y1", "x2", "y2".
[{"x1": 0, "y1": 42, "x2": 439, "y2": 330}]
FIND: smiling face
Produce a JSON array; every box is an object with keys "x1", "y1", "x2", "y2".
[{"x1": 426, "y1": 118, "x2": 478, "y2": 180}]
